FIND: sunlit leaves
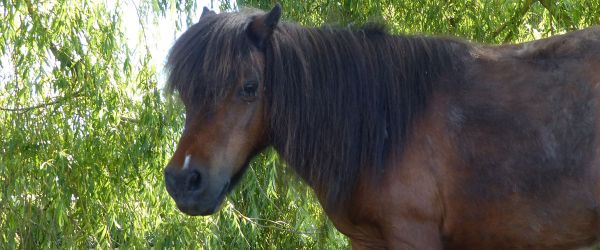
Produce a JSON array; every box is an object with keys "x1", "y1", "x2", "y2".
[
  {"x1": 239, "y1": 0, "x2": 599, "y2": 44},
  {"x1": 2, "y1": 0, "x2": 599, "y2": 248},
  {"x1": 1, "y1": 0, "x2": 182, "y2": 248}
]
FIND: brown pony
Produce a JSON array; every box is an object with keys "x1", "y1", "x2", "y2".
[{"x1": 163, "y1": 4, "x2": 600, "y2": 249}]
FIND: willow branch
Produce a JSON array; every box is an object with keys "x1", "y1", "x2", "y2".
[
  {"x1": 539, "y1": 0, "x2": 576, "y2": 31},
  {"x1": 490, "y1": 0, "x2": 535, "y2": 41},
  {"x1": 0, "y1": 90, "x2": 83, "y2": 113}
]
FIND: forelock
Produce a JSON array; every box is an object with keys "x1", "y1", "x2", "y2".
[{"x1": 165, "y1": 9, "x2": 263, "y2": 110}]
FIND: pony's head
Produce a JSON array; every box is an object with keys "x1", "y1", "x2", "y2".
[{"x1": 163, "y1": 5, "x2": 281, "y2": 215}]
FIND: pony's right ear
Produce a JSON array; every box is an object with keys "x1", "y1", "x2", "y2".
[
  {"x1": 200, "y1": 7, "x2": 216, "y2": 20},
  {"x1": 247, "y1": 3, "x2": 282, "y2": 48}
]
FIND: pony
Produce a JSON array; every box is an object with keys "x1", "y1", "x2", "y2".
[{"x1": 163, "y1": 4, "x2": 600, "y2": 249}]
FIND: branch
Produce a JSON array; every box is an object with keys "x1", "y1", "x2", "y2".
[
  {"x1": 119, "y1": 116, "x2": 140, "y2": 123},
  {"x1": 538, "y1": 0, "x2": 576, "y2": 31},
  {"x1": 0, "y1": 90, "x2": 83, "y2": 113},
  {"x1": 229, "y1": 205, "x2": 319, "y2": 236},
  {"x1": 489, "y1": 0, "x2": 535, "y2": 42}
]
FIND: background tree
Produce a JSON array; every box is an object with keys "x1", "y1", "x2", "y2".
[{"x1": 1, "y1": 0, "x2": 598, "y2": 248}]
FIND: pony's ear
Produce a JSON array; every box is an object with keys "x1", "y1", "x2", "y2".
[
  {"x1": 247, "y1": 3, "x2": 282, "y2": 48},
  {"x1": 200, "y1": 7, "x2": 216, "y2": 20}
]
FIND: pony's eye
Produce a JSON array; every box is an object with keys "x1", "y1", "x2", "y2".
[{"x1": 240, "y1": 80, "x2": 259, "y2": 100}]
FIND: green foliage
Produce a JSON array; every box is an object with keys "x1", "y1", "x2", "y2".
[
  {"x1": 1, "y1": 0, "x2": 599, "y2": 249},
  {"x1": 240, "y1": 0, "x2": 599, "y2": 43},
  {"x1": 0, "y1": 0, "x2": 341, "y2": 248},
  {"x1": 1, "y1": 0, "x2": 183, "y2": 247}
]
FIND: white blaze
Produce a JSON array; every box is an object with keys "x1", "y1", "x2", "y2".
[{"x1": 183, "y1": 154, "x2": 192, "y2": 170}]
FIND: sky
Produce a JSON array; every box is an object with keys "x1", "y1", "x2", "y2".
[{"x1": 118, "y1": 0, "x2": 227, "y2": 87}]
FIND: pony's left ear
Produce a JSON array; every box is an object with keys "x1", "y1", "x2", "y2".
[
  {"x1": 247, "y1": 3, "x2": 282, "y2": 48},
  {"x1": 200, "y1": 7, "x2": 216, "y2": 21}
]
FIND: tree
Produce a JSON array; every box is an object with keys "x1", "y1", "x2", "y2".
[{"x1": 1, "y1": 0, "x2": 341, "y2": 247}]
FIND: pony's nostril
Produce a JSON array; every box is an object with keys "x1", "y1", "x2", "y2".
[
  {"x1": 186, "y1": 169, "x2": 203, "y2": 192},
  {"x1": 165, "y1": 169, "x2": 177, "y2": 188},
  {"x1": 164, "y1": 168, "x2": 179, "y2": 197}
]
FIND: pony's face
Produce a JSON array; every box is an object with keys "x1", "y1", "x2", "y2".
[{"x1": 164, "y1": 5, "x2": 281, "y2": 216}]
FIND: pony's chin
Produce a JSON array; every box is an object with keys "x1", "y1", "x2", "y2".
[
  {"x1": 176, "y1": 182, "x2": 230, "y2": 216},
  {"x1": 177, "y1": 204, "x2": 219, "y2": 216}
]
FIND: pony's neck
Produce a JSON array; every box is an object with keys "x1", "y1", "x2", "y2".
[{"x1": 265, "y1": 23, "x2": 463, "y2": 209}]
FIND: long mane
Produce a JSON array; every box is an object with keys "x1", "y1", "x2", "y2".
[
  {"x1": 166, "y1": 10, "x2": 463, "y2": 210},
  {"x1": 266, "y1": 22, "x2": 462, "y2": 209}
]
